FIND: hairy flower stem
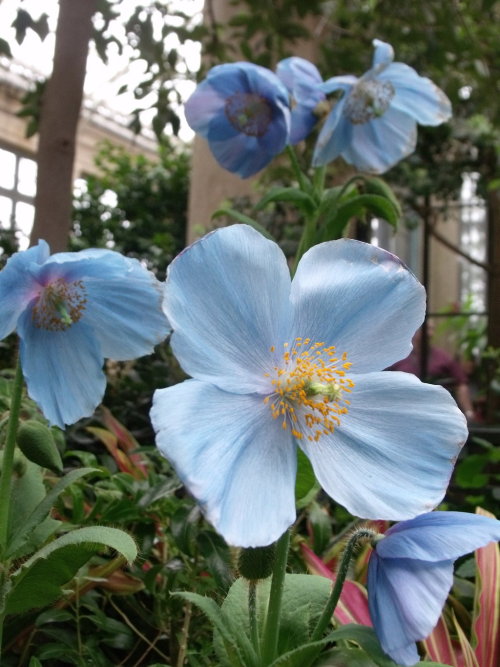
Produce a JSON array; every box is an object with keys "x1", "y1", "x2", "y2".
[
  {"x1": 248, "y1": 580, "x2": 259, "y2": 657},
  {"x1": 260, "y1": 530, "x2": 290, "y2": 664},
  {"x1": 0, "y1": 358, "x2": 24, "y2": 654},
  {"x1": 310, "y1": 528, "x2": 377, "y2": 642}
]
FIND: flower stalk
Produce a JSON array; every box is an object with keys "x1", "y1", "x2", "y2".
[{"x1": 260, "y1": 530, "x2": 290, "y2": 664}]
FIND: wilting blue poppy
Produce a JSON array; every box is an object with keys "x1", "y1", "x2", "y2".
[
  {"x1": 151, "y1": 225, "x2": 467, "y2": 547},
  {"x1": 0, "y1": 241, "x2": 170, "y2": 427},
  {"x1": 368, "y1": 511, "x2": 500, "y2": 665},
  {"x1": 313, "y1": 39, "x2": 452, "y2": 173},
  {"x1": 276, "y1": 57, "x2": 325, "y2": 144},
  {"x1": 185, "y1": 62, "x2": 291, "y2": 178}
]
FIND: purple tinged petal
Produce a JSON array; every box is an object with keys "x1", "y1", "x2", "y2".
[
  {"x1": 299, "y1": 372, "x2": 466, "y2": 520},
  {"x1": 17, "y1": 308, "x2": 106, "y2": 428},
  {"x1": 290, "y1": 239, "x2": 425, "y2": 373},
  {"x1": 151, "y1": 380, "x2": 297, "y2": 547},
  {"x1": 378, "y1": 511, "x2": 500, "y2": 561},
  {"x1": 164, "y1": 225, "x2": 291, "y2": 394}
]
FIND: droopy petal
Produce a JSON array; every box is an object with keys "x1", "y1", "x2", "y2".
[
  {"x1": 377, "y1": 511, "x2": 500, "y2": 561},
  {"x1": 17, "y1": 308, "x2": 106, "y2": 428},
  {"x1": 151, "y1": 380, "x2": 297, "y2": 547},
  {"x1": 0, "y1": 241, "x2": 49, "y2": 339},
  {"x1": 79, "y1": 261, "x2": 168, "y2": 360},
  {"x1": 312, "y1": 98, "x2": 352, "y2": 166},
  {"x1": 340, "y1": 106, "x2": 417, "y2": 173},
  {"x1": 290, "y1": 239, "x2": 425, "y2": 373},
  {"x1": 165, "y1": 225, "x2": 291, "y2": 394},
  {"x1": 371, "y1": 39, "x2": 395, "y2": 69},
  {"x1": 368, "y1": 552, "x2": 453, "y2": 665},
  {"x1": 299, "y1": 372, "x2": 466, "y2": 521},
  {"x1": 380, "y1": 63, "x2": 452, "y2": 126}
]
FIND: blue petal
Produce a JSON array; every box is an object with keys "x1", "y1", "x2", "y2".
[
  {"x1": 209, "y1": 134, "x2": 266, "y2": 177},
  {"x1": 371, "y1": 39, "x2": 395, "y2": 69},
  {"x1": 320, "y1": 74, "x2": 358, "y2": 95},
  {"x1": 340, "y1": 106, "x2": 417, "y2": 173},
  {"x1": 299, "y1": 372, "x2": 466, "y2": 520},
  {"x1": 206, "y1": 108, "x2": 241, "y2": 142},
  {"x1": 290, "y1": 239, "x2": 425, "y2": 373},
  {"x1": 379, "y1": 63, "x2": 452, "y2": 126},
  {"x1": 81, "y1": 260, "x2": 169, "y2": 360},
  {"x1": 0, "y1": 241, "x2": 49, "y2": 339},
  {"x1": 378, "y1": 511, "x2": 500, "y2": 561},
  {"x1": 241, "y1": 62, "x2": 290, "y2": 107},
  {"x1": 289, "y1": 104, "x2": 319, "y2": 144},
  {"x1": 165, "y1": 225, "x2": 291, "y2": 394},
  {"x1": 17, "y1": 308, "x2": 105, "y2": 428},
  {"x1": 151, "y1": 380, "x2": 297, "y2": 547},
  {"x1": 185, "y1": 82, "x2": 227, "y2": 136},
  {"x1": 312, "y1": 98, "x2": 351, "y2": 165},
  {"x1": 368, "y1": 552, "x2": 452, "y2": 665}
]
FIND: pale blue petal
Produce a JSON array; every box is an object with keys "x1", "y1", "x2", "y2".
[
  {"x1": 276, "y1": 57, "x2": 323, "y2": 99},
  {"x1": 0, "y1": 241, "x2": 49, "y2": 339},
  {"x1": 17, "y1": 308, "x2": 105, "y2": 428},
  {"x1": 185, "y1": 83, "x2": 226, "y2": 136},
  {"x1": 380, "y1": 63, "x2": 452, "y2": 126},
  {"x1": 368, "y1": 553, "x2": 452, "y2": 665},
  {"x1": 320, "y1": 74, "x2": 358, "y2": 95},
  {"x1": 371, "y1": 39, "x2": 394, "y2": 68},
  {"x1": 299, "y1": 372, "x2": 466, "y2": 520},
  {"x1": 165, "y1": 225, "x2": 291, "y2": 394},
  {"x1": 340, "y1": 106, "x2": 417, "y2": 173},
  {"x1": 290, "y1": 239, "x2": 425, "y2": 373},
  {"x1": 82, "y1": 263, "x2": 169, "y2": 360},
  {"x1": 241, "y1": 62, "x2": 290, "y2": 106},
  {"x1": 312, "y1": 98, "x2": 351, "y2": 166},
  {"x1": 378, "y1": 511, "x2": 500, "y2": 561},
  {"x1": 151, "y1": 380, "x2": 297, "y2": 547},
  {"x1": 289, "y1": 104, "x2": 319, "y2": 144},
  {"x1": 209, "y1": 134, "x2": 268, "y2": 177}
]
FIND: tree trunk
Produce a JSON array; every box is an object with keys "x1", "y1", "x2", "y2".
[{"x1": 30, "y1": 0, "x2": 97, "y2": 252}]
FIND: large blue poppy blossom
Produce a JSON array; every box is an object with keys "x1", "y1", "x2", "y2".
[
  {"x1": 313, "y1": 39, "x2": 452, "y2": 173},
  {"x1": 276, "y1": 57, "x2": 325, "y2": 144},
  {"x1": 151, "y1": 224, "x2": 467, "y2": 547},
  {"x1": 367, "y1": 511, "x2": 500, "y2": 666},
  {"x1": 185, "y1": 62, "x2": 291, "y2": 178},
  {"x1": 0, "y1": 241, "x2": 170, "y2": 428}
]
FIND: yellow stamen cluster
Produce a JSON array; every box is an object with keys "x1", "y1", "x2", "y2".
[
  {"x1": 264, "y1": 338, "x2": 354, "y2": 442},
  {"x1": 32, "y1": 279, "x2": 87, "y2": 331}
]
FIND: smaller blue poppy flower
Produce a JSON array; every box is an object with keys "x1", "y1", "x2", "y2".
[
  {"x1": 185, "y1": 62, "x2": 291, "y2": 178},
  {"x1": 0, "y1": 241, "x2": 170, "y2": 428},
  {"x1": 367, "y1": 511, "x2": 500, "y2": 666},
  {"x1": 313, "y1": 39, "x2": 452, "y2": 173},
  {"x1": 276, "y1": 57, "x2": 326, "y2": 144}
]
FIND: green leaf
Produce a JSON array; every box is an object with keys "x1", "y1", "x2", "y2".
[
  {"x1": 254, "y1": 187, "x2": 316, "y2": 214},
  {"x1": 295, "y1": 448, "x2": 319, "y2": 508},
  {"x1": 269, "y1": 638, "x2": 332, "y2": 666},
  {"x1": 322, "y1": 194, "x2": 400, "y2": 241},
  {"x1": 196, "y1": 530, "x2": 233, "y2": 591},
  {"x1": 363, "y1": 177, "x2": 402, "y2": 218},
  {"x1": 308, "y1": 501, "x2": 332, "y2": 554},
  {"x1": 313, "y1": 646, "x2": 377, "y2": 666},
  {"x1": 325, "y1": 625, "x2": 398, "y2": 667},
  {"x1": 211, "y1": 208, "x2": 275, "y2": 239},
  {"x1": 174, "y1": 591, "x2": 257, "y2": 667},
  {"x1": 4, "y1": 526, "x2": 137, "y2": 615},
  {"x1": 6, "y1": 467, "x2": 100, "y2": 559}
]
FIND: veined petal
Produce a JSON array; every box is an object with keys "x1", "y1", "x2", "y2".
[
  {"x1": 299, "y1": 372, "x2": 466, "y2": 520},
  {"x1": 18, "y1": 308, "x2": 106, "y2": 428},
  {"x1": 312, "y1": 99, "x2": 352, "y2": 166},
  {"x1": 0, "y1": 241, "x2": 49, "y2": 339},
  {"x1": 151, "y1": 380, "x2": 297, "y2": 547},
  {"x1": 380, "y1": 63, "x2": 452, "y2": 126},
  {"x1": 290, "y1": 239, "x2": 425, "y2": 373},
  {"x1": 377, "y1": 511, "x2": 500, "y2": 561},
  {"x1": 165, "y1": 225, "x2": 291, "y2": 394},
  {"x1": 82, "y1": 266, "x2": 168, "y2": 360},
  {"x1": 340, "y1": 106, "x2": 417, "y2": 173},
  {"x1": 368, "y1": 553, "x2": 453, "y2": 665}
]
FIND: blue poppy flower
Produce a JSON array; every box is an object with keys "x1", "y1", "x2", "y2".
[
  {"x1": 313, "y1": 39, "x2": 452, "y2": 173},
  {"x1": 276, "y1": 57, "x2": 325, "y2": 144},
  {"x1": 367, "y1": 511, "x2": 500, "y2": 666},
  {"x1": 0, "y1": 241, "x2": 170, "y2": 428},
  {"x1": 184, "y1": 62, "x2": 291, "y2": 178},
  {"x1": 151, "y1": 224, "x2": 467, "y2": 547}
]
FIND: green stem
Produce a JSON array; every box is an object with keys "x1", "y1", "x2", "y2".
[
  {"x1": 260, "y1": 530, "x2": 290, "y2": 665},
  {"x1": 286, "y1": 145, "x2": 307, "y2": 192},
  {"x1": 0, "y1": 360, "x2": 24, "y2": 553},
  {"x1": 249, "y1": 580, "x2": 259, "y2": 659},
  {"x1": 310, "y1": 529, "x2": 376, "y2": 642},
  {"x1": 292, "y1": 214, "x2": 317, "y2": 274}
]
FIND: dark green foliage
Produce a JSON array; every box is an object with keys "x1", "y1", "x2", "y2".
[{"x1": 70, "y1": 141, "x2": 189, "y2": 280}]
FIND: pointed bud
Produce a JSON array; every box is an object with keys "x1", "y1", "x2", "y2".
[{"x1": 17, "y1": 420, "x2": 63, "y2": 473}]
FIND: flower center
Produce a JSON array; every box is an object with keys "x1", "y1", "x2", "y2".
[
  {"x1": 264, "y1": 338, "x2": 354, "y2": 442},
  {"x1": 32, "y1": 279, "x2": 87, "y2": 331},
  {"x1": 343, "y1": 79, "x2": 395, "y2": 124},
  {"x1": 225, "y1": 92, "x2": 273, "y2": 137}
]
